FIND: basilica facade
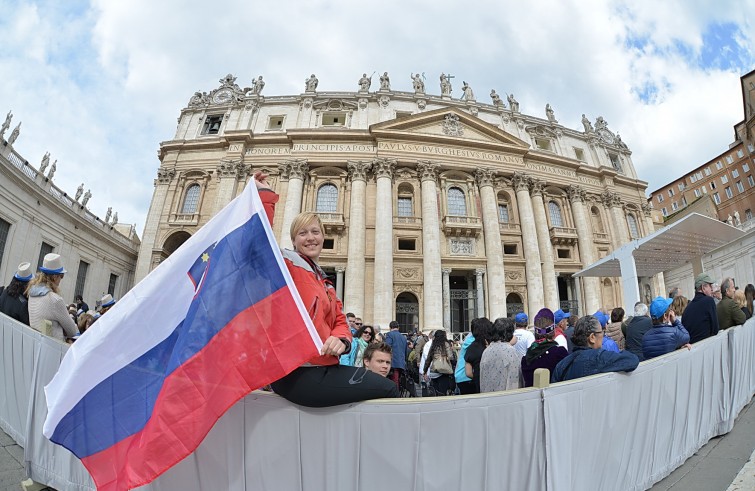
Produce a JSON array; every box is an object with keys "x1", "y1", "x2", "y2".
[{"x1": 136, "y1": 73, "x2": 657, "y2": 332}]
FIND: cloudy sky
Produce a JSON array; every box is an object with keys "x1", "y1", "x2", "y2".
[{"x1": 1, "y1": 0, "x2": 753, "y2": 235}]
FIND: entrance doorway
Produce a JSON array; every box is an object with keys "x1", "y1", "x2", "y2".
[
  {"x1": 396, "y1": 292, "x2": 419, "y2": 333},
  {"x1": 506, "y1": 292, "x2": 524, "y2": 317},
  {"x1": 450, "y1": 275, "x2": 476, "y2": 332}
]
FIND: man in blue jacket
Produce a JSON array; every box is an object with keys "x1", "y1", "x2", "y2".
[
  {"x1": 551, "y1": 315, "x2": 639, "y2": 383},
  {"x1": 642, "y1": 296, "x2": 691, "y2": 360},
  {"x1": 384, "y1": 321, "x2": 407, "y2": 389}
]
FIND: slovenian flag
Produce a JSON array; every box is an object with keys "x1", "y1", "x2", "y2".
[{"x1": 42, "y1": 182, "x2": 322, "y2": 491}]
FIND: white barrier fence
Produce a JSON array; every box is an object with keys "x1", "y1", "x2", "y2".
[{"x1": 2, "y1": 314, "x2": 754, "y2": 491}]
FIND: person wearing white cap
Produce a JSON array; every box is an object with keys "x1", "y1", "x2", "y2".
[
  {"x1": 0, "y1": 262, "x2": 34, "y2": 325},
  {"x1": 99, "y1": 293, "x2": 116, "y2": 315},
  {"x1": 26, "y1": 253, "x2": 79, "y2": 342}
]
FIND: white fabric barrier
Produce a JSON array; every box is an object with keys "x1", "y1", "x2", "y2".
[{"x1": 1, "y1": 313, "x2": 753, "y2": 491}]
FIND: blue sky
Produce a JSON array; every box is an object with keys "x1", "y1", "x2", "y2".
[{"x1": 0, "y1": 0, "x2": 753, "y2": 234}]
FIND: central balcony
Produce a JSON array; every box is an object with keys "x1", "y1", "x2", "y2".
[
  {"x1": 317, "y1": 212, "x2": 345, "y2": 234},
  {"x1": 549, "y1": 226, "x2": 578, "y2": 245},
  {"x1": 442, "y1": 215, "x2": 482, "y2": 237}
]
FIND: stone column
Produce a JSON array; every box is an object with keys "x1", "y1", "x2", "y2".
[
  {"x1": 214, "y1": 158, "x2": 244, "y2": 214},
  {"x1": 344, "y1": 161, "x2": 371, "y2": 315},
  {"x1": 568, "y1": 185, "x2": 600, "y2": 313},
  {"x1": 135, "y1": 168, "x2": 175, "y2": 282},
  {"x1": 530, "y1": 179, "x2": 559, "y2": 310},
  {"x1": 418, "y1": 161, "x2": 443, "y2": 329},
  {"x1": 335, "y1": 266, "x2": 345, "y2": 301},
  {"x1": 603, "y1": 191, "x2": 630, "y2": 247},
  {"x1": 372, "y1": 158, "x2": 396, "y2": 327},
  {"x1": 442, "y1": 268, "x2": 452, "y2": 329},
  {"x1": 475, "y1": 268, "x2": 485, "y2": 317},
  {"x1": 279, "y1": 159, "x2": 309, "y2": 250},
  {"x1": 474, "y1": 168, "x2": 506, "y2": 319},
  {"x1": 513, "y1": 172, "x2": 544, "y2": 316}
]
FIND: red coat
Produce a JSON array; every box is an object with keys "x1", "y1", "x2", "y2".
[{"x1": 260, "y1": 189, "x2": 351, "y2": 366}]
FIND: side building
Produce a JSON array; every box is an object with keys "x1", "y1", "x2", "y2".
[
  {"x1": 136, "y1": 73, "x2": 656, "y2": 331},
  {"x1": 0, "y1": 119, "x2": 140, "y2": 308}
]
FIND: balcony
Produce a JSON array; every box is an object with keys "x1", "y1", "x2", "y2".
[
  {"x1": 169, "y1": 212, "x2": 199, "y2": 226},
  {"x1": 499, "y1": 221, "x2": 521, "y2": 234},
  {"x1": 593, "y1": 232, "x2": 610, "y2": 243},
  {"x1": 394, "y1": 216, "x2": 422, "y2": 228},
  {"x1": 317, "y1": 212, "x2": 345, "y2": 234},
  {"x1": 442, "y1": 215, "x2": 482, "y2": 237},
  {"x1": 549, "y1": 226, "x2": 578, "y2": 245}
]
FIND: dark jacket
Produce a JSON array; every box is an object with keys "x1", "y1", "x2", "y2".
[
  {"x1": 717, "y1": 295, "x2": 746, "y2": 330},
  {"x1": 0, "y1": 290, "x2": 30, "y2": 326},
  {"x1": 642, "y1": 320, "x2": 690, "y2": 360},
  {"x1": 625, "y1": 315, "x2": 652, "y2": 361},
  {"x1": 682, "y1": 291, "x2": 720, "y2": 343},
  {"x1": 520, "y1": 341, "x2": 568, "y2": 387},
  {"x1": 384, "y1": 330, "x2": 407, "y2": 370},
  {"x1": 551, "y1": 346, "x2": 639, "y2": 383}
]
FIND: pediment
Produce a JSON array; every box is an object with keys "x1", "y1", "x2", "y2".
[{"x1": 370, "y1": 107, "x2": 528, "y2": 149}]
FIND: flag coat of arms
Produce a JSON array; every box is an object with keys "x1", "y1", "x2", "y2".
[{"x1": 43, "y1": 183, "x2": 322, "y2": 491}]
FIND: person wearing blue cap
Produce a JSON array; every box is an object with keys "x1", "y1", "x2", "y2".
[
  {"x1": 642, "y1": 296, "x2": 691, "y2": 360},
  {"x1": 0, "y1": 262, "x2": 33, "y2": 325},
  {"x1": 513, "y1": 312, "x2": 535, "y2": 357},
  {"x1": 553, "y1": 309, "x2": 571, "y2": 349},
  {"x1": 593, "y1": 310, "x2": 620, "y2": 352}
]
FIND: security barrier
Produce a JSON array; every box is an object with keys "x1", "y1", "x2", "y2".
[{"x1": 2, "y1": 314, "x2": 754, "y2": 491}]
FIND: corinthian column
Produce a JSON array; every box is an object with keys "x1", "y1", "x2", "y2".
[
  {"x1": 417, "y1": 161, "x2": 443, "y2": 329},
  {"x1": 513, "y1": 172, "x2": 544, "y2": 316},
  {"x1": 279, "y1": 159, "x2": 309, "y2": 249},
  {"x1": 602, "y1": 191, "x2": 629, "y2": 248},
  {"x1": 344, "y1": 161, "x2": 371, "y2": 316},
  {"x1": 214, "y1": 158, "x2": 244, "y2": 214},
  {"x1": 530, "y1": 179, "x2": 559, "y2": 310},
  {"x1": 442, "y1": 268, "x2": 451, "y2": 329},
  {"x1": 135, "y1": 168, "x2": 175, "y2": 282},
  {"x1": 568, "y1": 185, "x2": 600, "y2": 313},
  {"x1": 475, "y1": 168, "x2": 506, "y2": 319},
  {"x1": 373, "y1": 158, "x2": 396, "y2": 327}
]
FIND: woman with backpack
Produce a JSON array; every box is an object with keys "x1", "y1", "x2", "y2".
[{"x1": 420, "y1": 330, "x2": 456, "y2": 395}]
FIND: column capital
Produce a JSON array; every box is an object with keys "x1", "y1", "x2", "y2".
[
  {"x1": 641, "y1": 202, "x2": 652, "y2": 217},
  {"x1": 475, "y1": 267, "x2": 486, "y2": 276},
  {"x1": 217, "y1": 158, "x2": 245, "y2": 179},
  {"x1": 335, "y1": 266, "x2": 346, "y2": 273},
  {"x1": 567, "y1": 184, "x2": 586, "y2": 203},
  {"x1": 529, "y1": 179, "x2": 546, "y2": 196},
  {"x1": 601, "y1": 190, "x2": 623, "y2": 208},
  {"x1": 372, "y1": 158, "x2": 396, "y2": 180},
  {"x1": 474, "y1": 168, "x2": 497, "y2": 188},
  {"x1": 416, "y1": 160, "x2": 440, "y2": 182},
  {"x1": 442, "y1": 267, "x2": 452, "y2": 275},
  {"x1": 512, "y1": 172, "x2": 531, "y2": 192},
  {"x1": 156, "y1": 168, "x2": 175, "y2": 185},
  {"x1": 281, "y1": 159, "x2": 310, "y2": 180},
  {"x1": 347, "y1": 160, "x2": 372, "y2": 182}
]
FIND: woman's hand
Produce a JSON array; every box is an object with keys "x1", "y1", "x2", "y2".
[
  {"x1": 321, "y1": 336, "x2": 346, "y2": 356},
  {"x1": 253, "y1": 171, "x2": 271, "y2": 191}
]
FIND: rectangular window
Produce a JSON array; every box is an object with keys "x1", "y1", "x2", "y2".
[
  {"x1": 557, "y1": 249, "x2": 571, "y2": 259},
  {"x1": 736, "y1": 181, "x2": 744, "y2": 193},
  {"x1": 746, "y1": 209, "x2": 753, "y2": 220},
  {"x1": 743, "y1": 163, "x2": 750, "y2": 172},
  {"x1": 573, "y1": 148, "x2": 585, "y2": 161},
  {"x1": 535, "y1": 138, "x2": 551, "y2": 151},
  {"x1": 732, "y1": 169, "x2": 739, "y2": 178},
  {"x1": 322, "y1": 112, "x2": 346, "y2": 126},
  {"x1": 672, "y1": 202, "x2": 679, "y2": 211},
  {"x1": 677, "y1": 183, "x2": 685, "y2": 191},
  {"x1": 726, "y1": 155, "x2": 734, "y2": 164},
  {"x1": 716, "y1": 161, "x2": 723, "y2": 170},
  {"x1": 397, "y1": 238, "x2": 416, "y2": 251},
  {"x1": 681, "y1": 196, "x2": 687, "y2": 206},
  {"x1": 397, "y1": 197, "x2": 413, "y2": 217},
  {"x1": 705, "y1": 167, "x2": 712, "y2": 176},
  {"x1": 702, "y1": 186, "x2": 707, "y2": 194},
  {"x1": 503, "y1": 243, "x2": 518, "y2": 255},
  {"x1": 661, "y1": 207, "x2": 668, "y2": 216},
  {"x1": 322, "y1": 239, "x2": 334, "y2": 250},
  {"x1": 694, "y1": 189, "x2": 702, "y2": 198},
  {"x1": 713, "y1": 193, "x2": 721, "y2": 205},
  {"x1": 108, "y1": 273, "x2": 118, "y2": 296},
  {"x1": 737, "y1": 149, "x2": 744, "y2": 158},
  {"x1": 74, "y1": 261, "x2": 89, "y2": 300},
  {"x1": 710, "y1": 182, "x2": 716, "y2": 190},
  {"x1": 266, "y1": 116, "x2": 284, "y2": 130},
  {"x1": 0, "y1": 218, "x2": 10, "y2": 270},
  {"x1": 748, "y1": 144, "x2": 754, "y2": 153},
  {"x1": 657, "y1": 194, "x2": 664, "y2": 203},
  {"x1": 37, "y1": 242, "x2": 54, "y2": 269},
  {"x1": 721, "y1": 175, "x2": 728, "y2": 184},
  {"x1": 725, "y1": 187, "x2": 733, "y2": 199},
  {"x1": 202, "y1": 115, "x2": 223, "y2": 135},
  {"x1": 668, "y1": 188, "x2": 674, "y2": 197},
  {"x1": 690, "y1": 174, "x2": 698, "y2": 183},
  {"x1": 748, "y1": 175, "x2": 755, "y2": 187},
  {"x1": 696, "y1": 171, "x2": 703, "y2": 180},
  {"x1": 498, "y1": 204, "x2": 510, "y2": 223}
]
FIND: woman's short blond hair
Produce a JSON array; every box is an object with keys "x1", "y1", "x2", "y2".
[
  {"x1": 289, "y1": 212, "x2": 324, "y2": 243},
  {"x1": 733, "y1": 289, "x2": 747, "y2": 309}
]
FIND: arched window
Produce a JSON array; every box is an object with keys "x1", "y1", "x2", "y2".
[
  {"x1": 447, "y1": 187, "x2": 467, "y2": 216},
  {"x1": 397, "y1": 183, "x2": 414, "y2": 217},
  {"x1": 627, "y1": 213, "x2": 639, "y2": 239},
  {"x1": 316, "y1": 183, "x2": 338, "y2": 213},
  {"x1": 498, "y1": 203, "x2": 510, "y2": 223},
  {"x1": 181, "y1": 184, "x2": 201, "y2": 214},
  {"x1": 548, "y1": 201, "x2": 563, "y2": 227}
]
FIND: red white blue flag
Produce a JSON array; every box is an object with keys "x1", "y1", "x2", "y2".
[{"x1": 43, "y1": 183, "x2": 322, "y2": 491}]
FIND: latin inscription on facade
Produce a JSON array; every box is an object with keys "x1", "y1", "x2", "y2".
[
  {"x1": 293, "y1": 143, "x2": 376, "y2": 152},
  {"x1": 246, "y1": 147, "x2": 292, "y2": 156},
  {"x1": 524, "y1": 162, "x2": 601, "y2": 186},
  {"x1": 377, "y1": 142, "x2": 523, "y2": 164}
]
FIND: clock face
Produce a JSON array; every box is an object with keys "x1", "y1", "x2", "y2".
[
  {"x1": 212, "y1": 89, "x2": 233, "y2": 104},
  {"x1": 598, "y1": 128, "x2": 614, "y2": 144}
]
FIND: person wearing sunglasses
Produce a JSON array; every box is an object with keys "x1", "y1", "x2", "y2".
[{"x1": 551, "y1": 315, "x2": 639, "y2": 383}]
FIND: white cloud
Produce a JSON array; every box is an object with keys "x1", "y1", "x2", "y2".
[{"x1": 1, "y1": 0, "x2": 753, "y2": 235}]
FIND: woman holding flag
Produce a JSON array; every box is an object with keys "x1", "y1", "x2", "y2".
[{"x1": 255, "y1": 172, "x2": 399, "y2": 407}]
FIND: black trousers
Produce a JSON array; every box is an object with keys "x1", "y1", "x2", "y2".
[{"x1": 271, "y1": 365, "x2": 400, "y2": 408}]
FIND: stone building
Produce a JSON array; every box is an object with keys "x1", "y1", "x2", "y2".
[
  {"x1": 0, "y1": 115, "x2": 140, "y2": 307},
  {"x1": 136, "y1": 73, "x2": 655, "y2": 332}
]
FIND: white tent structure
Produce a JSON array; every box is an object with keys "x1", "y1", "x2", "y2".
[{"x1": 574, "y1": 213, "x2": 745, "y2": 309}]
